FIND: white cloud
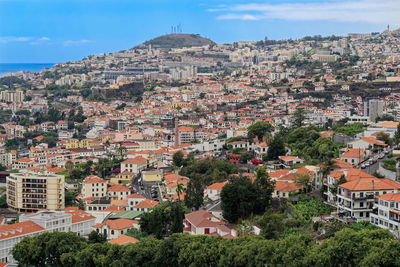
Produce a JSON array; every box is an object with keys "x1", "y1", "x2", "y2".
[
  {"x1": 213, "y1": 0, "x2": 400, "y2": 24},
  {"x1": 63, "y1": 39, "x2": 91, "y2": 46},
  {"x1": 0, "y1": 36, "x2": 32, "y2": 43},
  {"x1": 217, "y1": 14, "x2": 259, "y2": 21}
]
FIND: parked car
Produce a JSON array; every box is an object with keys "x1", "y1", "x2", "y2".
[{"x1": 361, "y1": 164, "x2": 366, "y2": 169}]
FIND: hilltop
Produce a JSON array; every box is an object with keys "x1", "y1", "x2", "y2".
[{"x1": 139, "y1": 33, "x2": 216, "y2": 49}]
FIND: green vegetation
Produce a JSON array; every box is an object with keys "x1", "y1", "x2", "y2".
[
  {"x1": 382, "y1": 159, "x2": 397, "y2": 172},
  {"x1": 221, "y1": 167, "x2": 274, "y2": 223},
  {"x1": 287, "y1": 126, "x2": 342, "y2": 164},
  {"x1": 290, "y1": 198, "x2": 335, "y2": 221},
  {"x1": 12, "y1": 226, "x2": 400, "y2": 267},
  {"x1": 333, "y1": 122, "x2": 365, "y2": 137},
  {"x1": 139, "y1": 201, "x2": 186, "y2": 239},
  {"x1": 247, "y1": 121, "x2": 274, "y2": 141}
]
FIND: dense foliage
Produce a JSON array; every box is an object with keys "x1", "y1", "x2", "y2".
[
  {"x1": 221, "y1": 168, "x2": 274, "y2": 223},
  {"x1": 13, "y1": 227, "x2": 400, "y2": 267}
]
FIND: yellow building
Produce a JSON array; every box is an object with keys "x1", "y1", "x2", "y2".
[
  {"x1": 65, "y1": 138, "x2": 101, "y2": 149},
  {"x1": 110, "y1": 172, "x2": 134, "y2": 185},
  {"x1": 142, "y1": 170, "x2": 163, "y2": 182},
  {"x1": 7, "y1": 171, "x2": 65, "y2": 212}
]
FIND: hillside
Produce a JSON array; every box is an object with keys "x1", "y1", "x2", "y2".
[{"x1": 140, "y1": 33, "x2": 216, "y2": 49}]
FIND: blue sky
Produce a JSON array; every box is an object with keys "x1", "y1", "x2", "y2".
[{"x1": 0, "y1": 0, "x2": 398, "y2": 63}]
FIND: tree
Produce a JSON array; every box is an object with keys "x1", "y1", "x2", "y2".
[
  {"x1": 12, "y1": 232, "x2": 87, "y2": 266},
  {"x1": 221, "y1": 168, "x2": 274, "y2": 223},
  {"x1": 88, "y1": 231, "x2": 107, "y2": 244},
  {"x1": 173, "y1": 151, "x2": 184, "y2": 167},
  {"x1": 247, "y1": 121, "x2": 274, "y2": 141},
  {"x1": 139, "y1": 201, "x2": 185, "y2": 239},
  {"x1": 394, "y1": 123, "x2": 400, "y2": 146},
  {"x1": 292, "y1": 108, "x2": 306, "y2": 128},
  {"x1": 376, "y1": 131, "x2": 393, "y2": 146},
  {"x1": 258, "y1": 213, "x2": 287, "y2": 239},
  {"x1": 184, "y1": 174, "x2": 204, "y2": 210},
  {"x1": 265, "y1": 135, "x2": 286, "y2": 160},
  {"x1": 294, "y1": 173, "x2": 311, "y2": 192}
]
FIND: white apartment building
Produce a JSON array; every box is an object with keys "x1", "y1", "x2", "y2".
[
  {"x1": 81, "y1": 175, "x2": 107, "y2": 199},
  {"x1": 337, "y1": 177, "x2": 400, "y2": 221},
  {"x1": 370, "y1": 192, "x2": 400, "y2": 236}
]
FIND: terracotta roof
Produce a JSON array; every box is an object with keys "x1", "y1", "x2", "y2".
[
  {"x1": 109, "y1": 234, "x2": 139, "y2": 245},
  {"x1": 109, "y1": 184, "x2": 130, "y2": 192},
  {"x1": 376, "y1": 192, "x2": 400, "y2": 202},
  {"x1": 361, "y1": 137, "x2": 387, "y2": 146},
  {"x1": 207, "y1": 181, "x2": 228, "y2": 191},
  {"x1": 279, "y1": 156, "x2": 302, "y2": 162},
  {"x1": 127, "y1": 194, "x2": 146, "y2": 199},
  {"x1": 275, "y1": 181, "x2": 303, "y2": 192},
  {"x1": 93, "y1": 218, "x2": 138, "y2": 230},
  {"x1": 84, "y1": 175, "x2": 106, "y2": 184},
  {"x1": 185, "y1": 209, "x2": 223, "y2": 228},
  {"x1": 122, "y1": 156, "x2": 147, "y2": 165},
  {"x1": 64, "y1": 210, "x2": 95, "y2": 223},
  {"x1": 0, "y1": 221, "x2": 44, "y2": 241},
  {"x1": 341, "y1": 148, "x2": 364, "y2": 159},
  {"x1": 339, "y1": 177, "x2": 400, "y2": 191},
  {"x1": 134, "y1": 199, "x2": 158, "y2": 209}
]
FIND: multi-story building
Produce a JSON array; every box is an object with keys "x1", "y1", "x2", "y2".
[
  {"x1": 6, "y1": 171, "x2": 65, "y2": 212},
  {"x1": 364, "y1": 99, "x2": 384, "y2": 122},
  {"x1": 337, "y1": 177, "x2": 400, "y2": 221},
  {"x1": 0, "y1": 90, "x2": 24, "y2": 103},
  {"x1": 0, "y1": 221, "x2": 45, "y2": 263},
  {"x1": 81, "y1": 175, "x2": 107, "y2": 200},
  {"x1": 370, "y1": 192, "x2": 400, "y2": 236}
]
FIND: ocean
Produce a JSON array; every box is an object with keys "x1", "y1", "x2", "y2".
[{"x1": 0, "y1": 63, "x2": 55, "y2": 77}]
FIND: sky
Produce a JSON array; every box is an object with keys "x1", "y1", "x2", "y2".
[{"x1": 1, "y1": 0, "x2": 399, "y2": 63}]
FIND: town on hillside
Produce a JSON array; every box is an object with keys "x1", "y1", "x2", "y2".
[{"x1": 2, "y1": 28, "x2": 400, "y2": 265}]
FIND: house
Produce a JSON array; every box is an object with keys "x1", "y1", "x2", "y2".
[
  {"x1": 183, "y1": 209, "x2": 236, "y2": 238},
  {"x1": 337, "y1": 177, "x2": 400, "y2": 221},
  {"x1": 109, "y1": 234, "x2": 139, "y2": 245},
  {"x1": 205, "y1": 181, "x2": 228, "y2": 201},
  {"x1": 370, "y1": 192, "x2": 400, "y2": 236},
  {"x1": 132, "y1": 199, "x2": 158, "y2": 212},
  {"x1": 127, "y1": 194, "x2": 146, "y2": 211},
  {"x1": 92, "y1": 218, "x2": 139, "y2": 240},
  {"x1": 278, "y1": 156, "x2": 303, "y2": 167},
  {"x1": 108, "y1": 184, "x2": 130, "y2": 200},
  {"x1": 255, "y1": 142, "x2": 268, "y2": 157},
  {"x1": 120, "y1": 156, "x2": 148, "y2": 174},
  {"x1": 340, "y1": 148, "x2": 366, "y2": 165},
  {"x1": 164, "y1": 173, "x2": 189, "y2": 198},
  {"x1": 273, "y1": 181, "x2": 303, "y2": 198},
  {"x1": 81, "y1": 175, "x2": 107, "y2": 200},
  {"x1": 110, "y1": 172, "x2": 134, "y2": 185},
  {"x1": 348, "y1": 137, "x2": 387, "y2": 150}
]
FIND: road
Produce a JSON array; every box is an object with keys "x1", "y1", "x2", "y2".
[
  {"x1": 363, "y1": 154, "x2": 388, "y2": 175},
  {"x1": 130, "y1": 173, "x2": 163, "y2": 201}
]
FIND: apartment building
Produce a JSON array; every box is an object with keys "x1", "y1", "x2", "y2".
[
  {"x1": 6, "y1": 171, "x2": 65, "y2": 213},
  {"x1": 81, "y1": 175, "x2": 107, "y2": 199},
  {"x1": 0, "y1": 90, "x2": 24, "y2": 103},
  {"x1": 370, "y1": 192, "x2": 400, "y2": 236},
  {"x1": 337, "y1": 177, "x2": 400, "y2": 221}
]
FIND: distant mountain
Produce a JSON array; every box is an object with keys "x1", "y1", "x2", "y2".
[{"x1": 139, "y1": 33, "x2": 216, "y2": 49}]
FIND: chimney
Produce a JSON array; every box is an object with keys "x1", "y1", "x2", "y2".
[{"x1": 372, "y1": 180, "x2": 375, "y2": 190}]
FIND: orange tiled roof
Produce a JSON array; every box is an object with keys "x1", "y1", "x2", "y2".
[
  {"x1": 134, "y1": 199, "x2": 158, "y2": 209},
  {"x1": 93, "y1": 218, "x2": 138, "y2": 230},
  {"x1": 109, "y1": 234, "x2": 139, "y2": 245},
  {"x1": 108, "y1": 184, "x2": 130, "y2": 192},
  {"x1": 339, "y1": 177, "x2": 400, "y2": 191},
  {"x1": 0, "y1": 221, "x2": 44, "y2": 241}
]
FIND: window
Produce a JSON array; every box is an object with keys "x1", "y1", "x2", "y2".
[
  {"x1": 360, "y1": 202, "x2": 364, "y2": 207},
  {"x1": 111, "y1": 230, "x2": 114, "y2": 235},
  {"x1": 360, "y1": 212, "x2": 363, "y2": 217}
]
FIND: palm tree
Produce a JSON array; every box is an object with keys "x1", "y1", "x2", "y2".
[{"x1": 176, "y1": 183, "x2": 185, "y2": 201}]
